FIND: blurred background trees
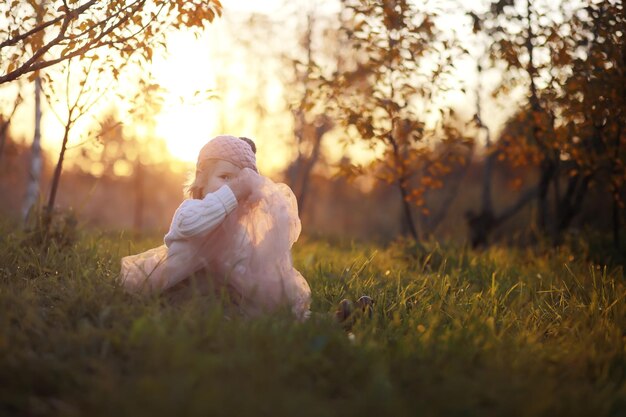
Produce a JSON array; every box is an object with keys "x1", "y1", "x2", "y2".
[
  {"x1": 0, "y1": 0, "x2": 623, "y2": 251},
  {"x1": 469, "y1": 0, "x2": 625, "y2": 247},
  {"x1": 326, "y1": 0, "x2": 473, "y2": 240}
]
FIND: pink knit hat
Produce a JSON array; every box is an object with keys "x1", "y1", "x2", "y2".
[{"x1": 197, "y1": 135, "x2": 258, "y2": 172}]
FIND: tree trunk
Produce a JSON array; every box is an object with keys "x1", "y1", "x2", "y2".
[
  {"x1": 134, "y1": 160, "x2": 144, "y2": 237},
  {"x1": 397, "y1": 178, "x2": 418, "y2": 240},
  {"x1": 0, "y1": 92, "x2": 22, "y2": 168},
  {"x1": 297, "y1": 117, "x2": 331, "y2": 215},
  {"x1": 45, "y1": 125, "x2": 71, "y2": 224},
  {"x1": 613, "y1": 193, "x2": 621, "y2": 249},
  {"x1": 424, "y1": 154, "x2": 472, "y2": 237},
  {"x1": 467, "y1": 184, "x2": 539, "y2": 248},
  {"x1": 554, "y1": 174, "x2": 591, "y2": 241},
  {"x1": 481, "y1": 148, "x2": 495, "y2": 214},
  {"x1": 0, "y1": 120, "x2": 7, "y2": 167},
  {"x1": 22, "y1": 75, "x2": 43, "y2": 224},
  {"x1": 465, "y1": 58, "x2": 497, "y2": 247},
  {"x1": 466, "y1": 210, "x2": 495, "y2": 248},
  {"x1": 296, "y1": 139, "x2": 319, "y2": 215},
  {"x1": 537, "y1": 158, "x2": 555, "y2": 231}
]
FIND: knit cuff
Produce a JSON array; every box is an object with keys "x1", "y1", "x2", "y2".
[{"x1": 211, "y1": 185, "x2": 238, "y2": 214}]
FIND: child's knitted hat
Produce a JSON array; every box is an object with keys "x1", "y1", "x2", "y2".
[{"x1": 197, "y1": 135, "x2": 258, "y2": 172}]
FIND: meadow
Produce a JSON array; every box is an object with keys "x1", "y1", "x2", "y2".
[{"x1": 0, "y1": 224, "x2": 624, "y2": 417}]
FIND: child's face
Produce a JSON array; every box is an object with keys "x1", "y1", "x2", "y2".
[{"x1": 202, "y1": 159, "x2": 242, "y2": 197}]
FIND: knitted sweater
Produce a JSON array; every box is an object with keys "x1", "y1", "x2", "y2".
[
  {"x1": 120, "y1": 179, "x2": 312, "y2": 320},
  {"x1": 164, "y1": 185, "x2": 238, "y2": 247}
]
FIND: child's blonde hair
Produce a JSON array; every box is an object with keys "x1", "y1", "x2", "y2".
[{"x1": 184, "y1": 159, "x2": 217, "y2": 200}]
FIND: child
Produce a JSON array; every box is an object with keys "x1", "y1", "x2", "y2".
[{"x1": 120, "y1": 135, "x2": 312, "y2": 321}]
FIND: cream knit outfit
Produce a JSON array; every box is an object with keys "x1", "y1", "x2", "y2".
[
  {"x1": 120, "y1": 144, "x2": 312, "y2": 320},
  {"x1": 164, "y1": 185, "x2": 238, "y2": 247}
]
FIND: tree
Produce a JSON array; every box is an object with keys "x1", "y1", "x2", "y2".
[
  {"x1": 206, "y1": 4, "x2": 339, "y2": 214},
  {"x1": 284, "y1": 6, "x2": 337, "y2": 216},
  {"x1": 478, "y1": 0, "x2": 566, "y2": 234},
  {"x1": 466, "y1": 107, "x2": 541, "y2": 247},
  {"x1": 419, "y1": 117, "x2": 474, "y2": 238},
  {"x1": 554, "y1": 0, "x2": 626, "y2": 246},
  {"x1": 472, "y1": 0, "x2": 625, "y2": 245},
  {"x1": 7, "y1": 0, "x2": 222, "y2": 231},
  {"x1": 0, "y1": 89, "x2": 23, "y2": 167},
  {"x1": 22, "y1": 76, "x2": 44, "y2": 223},
  {"x1": 0, "y1": 0, "x2": 223, "y2": 85},
  {"x1": 464, "y1": 9, "x2": 542, "y2": 247},
  {"x1": 72, "y1": 77, "x2": 167, "y2": 236},
  {"x1": 37, "y1": 55, "x2": 115, "y2": 230},
  {"x1": 329, "y1": 0, "x2": 470, "y2": 240}
]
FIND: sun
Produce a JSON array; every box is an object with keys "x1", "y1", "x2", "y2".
[
  {"x1": 155, "y1": 102, "x2": 219, "y2": 163},
  {"x1": 149, "y1": 30, "x2": 221, "y2": 163},
  {"x1": 148, "y1": 28, "x2": 294, "y2": 174}
]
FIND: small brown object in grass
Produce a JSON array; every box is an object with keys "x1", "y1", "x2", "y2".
[
  {"x1": 335, "y1": 299, "x2": 354, "y2": 323},
  {"x1": 356, "y1": 295, "x2": 374, "y2": 318}
]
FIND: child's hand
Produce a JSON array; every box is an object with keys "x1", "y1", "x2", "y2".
[{"x1": 229, "y1": 168, "x2": 258, "y2": 203}]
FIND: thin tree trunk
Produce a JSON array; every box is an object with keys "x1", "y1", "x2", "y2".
[
  {"x1": 425, "y1": 152, "x2": 473, "y2": 236},
  {"x1": 525, "y1": 0, "x2": 556, "y2": 233},
  {"x1": 552, "y1": 156, "x2": 561, "y2": 211},
  {"x1": 388, "y1": 129, "x2": 418, "y2": 240},
  {"x1": 555, "y1": 174, "x2": 591, "y2": 237},
  {"x1": 0, "y1": 120, "x2": 8, "y2": 167},
  {"x1": 45, "y1": 124, "x2": 70, "y2": 222},
  {"x1": 481, "y1": 148, "x2": 495, "y2": 214},
  {"x1": 476, "y1": 59, "x2": 494, "y2": 216},
  {"x1": 467, "y1": 184, "x2": 539, "y2": 248},
  {"x1": 397, "y1": 178, "x2": 418, "y2": 240},
  {"x1": 134, "y1": 160, "x2": 144, "y2": 237},
  {"x1": 613, "y1": 192, "x2": 620, "y2": 249},
  {"x1": 466, "y1": 58, "x2": 497, "y2": 247},
  {"x1": 22, "y1": 75, "x2": 43, "y2": 223},
  {"x1": 0, "y1": 95, "x2": 21, "y2": 167},
  {"x1": 296, "y1": 138, "x2": 319, "y2": 214},
  {"x1": 293, "y1": 12, "x2": 317, "y2": 215},
  {"x1": 297, "y1": 118, "x2": 331, "y2": 215},
  {"x1": 616, "y1": 0, "x2": 625, "y2": 249},
  {"x1": 537, "y1": 159, "x2": 555, "y2": 230}
]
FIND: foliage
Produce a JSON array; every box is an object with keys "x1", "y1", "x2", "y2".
[
  {"x1": 557, "y1": 0, "x2": 626, "y2": 230},
  {"x1": 0, "y1": 224, "x2": 624, "y2": 416},
  {"x1": 0, "y1": 0, "x2": 223, "y2": 85},
  {"x1": 326, "y1": 0, "x2": 473, "y2": 239},
  {"x1": 476, "y1": 0, "x2": 625, "y2": 239}
]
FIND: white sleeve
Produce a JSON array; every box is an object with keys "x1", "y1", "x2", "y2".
[{"x1": 164, "y1": 185, "x2": 237, "y2": 247}]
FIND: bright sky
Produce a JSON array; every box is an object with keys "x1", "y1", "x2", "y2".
[
  {"x1": 146, "y1": 0, "x2": 516, "y2": 172},
  {"x1": 1, "y1": 0, "x2": 518, "y2": 177}
]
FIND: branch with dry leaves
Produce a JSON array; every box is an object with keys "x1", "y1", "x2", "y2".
[{"x1": 0, "y1": 0, "x2": 222, "y2": 85}]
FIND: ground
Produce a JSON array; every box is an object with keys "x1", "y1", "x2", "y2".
[{"x1": 0, "y1": 225, "x2": 624, "y2": 417}]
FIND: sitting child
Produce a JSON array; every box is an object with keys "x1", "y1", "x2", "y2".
[{"x1": 120, "y1": 135, "x2": 312, "y2": 321}]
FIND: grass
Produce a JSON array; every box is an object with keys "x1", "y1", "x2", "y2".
[{"x1": 0, "y1": 224, "x2": 624, "y2": 417}]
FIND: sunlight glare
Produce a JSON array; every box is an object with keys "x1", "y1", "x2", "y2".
[
  {"x1": 151, "y1": 31, "x2": 219, "y2": 163},
  {"x1": 156, "y1": 104, "x2": 219, "y2": 162}
]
